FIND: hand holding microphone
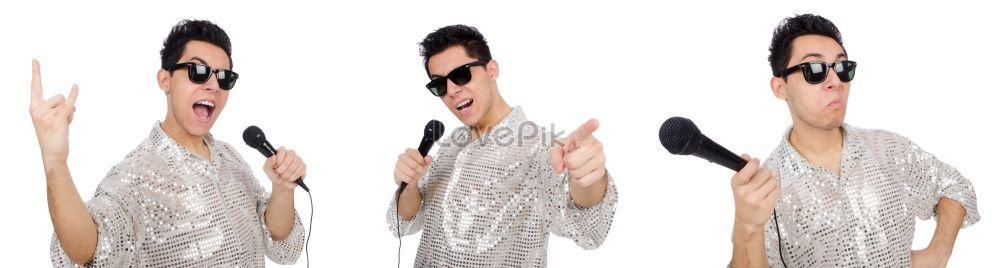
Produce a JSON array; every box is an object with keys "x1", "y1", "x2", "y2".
[
  {"x1": 264, "y1": 147, "x2": 307, "y2": 192},
  {"x1": 243, "y1": 126, "x2": 309, "y2": 192},
  {"x1": 659, "y1": 117, "x2": 778, "y2": 230},
  {"x1": 394, "y1": 120, "x2": 445, "y2": 194}
]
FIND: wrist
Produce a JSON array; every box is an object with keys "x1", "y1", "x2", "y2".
[
  {"x1": 42, "y1": 160, "x2": 70, "y2": 181},
  {"x1": 925, "y1": 242, "x2": 953, "y2": 258},
  {"x1": 734, "y1": 218, "x2": 765, "y2": 237},
  {"x1": 270, "y1": 183, "x2": 295, "y2": 196}
]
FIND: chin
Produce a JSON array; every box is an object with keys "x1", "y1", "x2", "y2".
[
  {"x1": 452, "y1": 112, "x2": 477, "y2": 127},
  {"x1": 184, "y1": 122, "x2": 214, "y2": 137},
  {"x1": 819, "y1": 118, "x2": 845, "y2": 130},
  {"x1": 459, "y1": 118, "x2": 477, "y2": 127}
]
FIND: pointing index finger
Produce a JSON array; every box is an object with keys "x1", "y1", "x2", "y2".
[{"x1": 31, "y1": 59, "x2": 44, "y2": 106}]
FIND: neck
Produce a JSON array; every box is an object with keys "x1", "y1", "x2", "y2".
[
  {"x1": 470, "y1": 98, "x2": 512, "y2": 140},
  {"x1": 788, "y1": 120, "x2": 844, "y2": 173},
  {"x1": 161, "y1": 116, "x2": 210, "y2": 160}
]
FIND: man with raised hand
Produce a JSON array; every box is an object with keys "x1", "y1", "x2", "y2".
[{"x1": 31, "y1": 20, "x2": 307, "y2": 267}]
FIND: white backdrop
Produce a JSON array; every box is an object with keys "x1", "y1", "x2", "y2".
[{"x1": 1, "y1": 1, "x2": 996, "y2": 267}]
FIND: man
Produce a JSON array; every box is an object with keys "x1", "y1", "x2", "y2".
[
  {"x1": 387, "y1": 24, "x2": 618, "y2": 267},
  {"x1": 32, "y1": 20, "x2": 306, "y2": 267},
  {"x1": 729, "y1": 14, "x2": 979, "y2": 267}
]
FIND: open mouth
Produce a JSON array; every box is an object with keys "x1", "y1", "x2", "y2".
[
  {"x1": 193, "y1": 100, "x2": 216, "y2": 121},
  {"x1": 456, "y1": 99, "x2": 473, "y2": 112}
]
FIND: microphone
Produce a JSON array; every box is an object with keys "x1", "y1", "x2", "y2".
[
  {"x1": 660, "y1": 117, "x2": 789, "y2": 267},
  {"x1": 397, "y1": 120, "x2": 445, "y2": 194},
  {"x1": 243, "y1": 125, "x2": 310, "y2": 192},
  {"x1": 658, "y1": 117, "x2": 747, "y2": 172}
]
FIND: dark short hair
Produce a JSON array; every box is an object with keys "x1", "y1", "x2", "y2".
[
  {"x1": 419, "y1": 24, "x2": 492, "y2": 77},
  {"x1": 768, "y1": 14, "x2": 845, "y2": 77},
  {"x1": 160, "y1": 19, "x2": 233, "y2": 70}
]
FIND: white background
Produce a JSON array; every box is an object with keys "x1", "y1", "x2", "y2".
[{"x1": 1, "y1": 0, "x2": 996, "y2": 267}]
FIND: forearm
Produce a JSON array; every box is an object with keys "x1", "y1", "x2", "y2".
[
  {"x1": 569, "y1": 173, "x2": 608, "y2": 208},
  {"x1": 46, "y1": 162, "x2": 97, "y2": 265},
  {"x1": 264, "y1": 187, "x2": 296, "y2": 241},
  {"x1": 398, "y1": 184, "x2": 422, "y2": 220},
  {"x1": 730, "y1": 222, "x2": 768, "y2": 268},
  {"x1": 927, "y1": 197, "x2": 965, "y2": 255}
]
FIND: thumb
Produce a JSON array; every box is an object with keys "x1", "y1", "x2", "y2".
[
  {"x1": 265, "y1": 154, "x2": 279, "y2": 168},
  {"x1": 549, "y1": 147, "x2": 565, "y2": 174}
]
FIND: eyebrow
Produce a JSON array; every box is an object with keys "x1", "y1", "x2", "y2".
[
  {"x1": 799, "y1": 53, "x2": 848, "y2": 62},
  {"x1": 428, "y1": 61, "x2": 477, "y2": 80},
  {"x1": 191, "y1": 56, "x2": 208, "y2": 63}
]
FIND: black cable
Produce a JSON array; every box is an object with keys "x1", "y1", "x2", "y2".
[
  {"x1": 306, "y1": 190, "x2": 313, "y2": 268},
  {"x1": 396, "y1": 191, "x2": 403, "y2": 268},
  {"x1": 773, "y1": 209, "x2": 786, "y2": 268}
]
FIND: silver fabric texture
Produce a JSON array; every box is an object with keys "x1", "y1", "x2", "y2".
[
  {"x1": 387, "y1": 106, "x2": 618, "y2": 267},
  {"x1": 763, "y1": 124, "x2": 979, "y2": 267},
  {"x1": 50, "y1": 123, "x2": 304, "y2": 267}
]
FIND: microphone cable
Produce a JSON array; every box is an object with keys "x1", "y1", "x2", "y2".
[
  {"x1": 396, "y1": 190, "x2": 403, "y2": 268},
  {"x1": 305, "y1": 190, "x2": 313, "y2": 268},
  {"x1": 773, "y1": 209, "x2": 785, "y2": 268}
]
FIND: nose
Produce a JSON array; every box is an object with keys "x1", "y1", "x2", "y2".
[
  {"x1": 444, "y1": 78, "x2": 463, "y2": 98},
  {"x1": 202, "y1": 71, "x2": 222, "y2": 92},
  {"x1": 822, "y1": 67, "x2": 843, "y2": 91}
]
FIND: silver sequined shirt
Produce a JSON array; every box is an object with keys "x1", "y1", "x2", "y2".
[
  {"x1": 763, "y1": 124, "x2": 979, "y2": 267},
  {"x1": 51, "y1": 123, "x2": 305, "y2": 267},
  {"x1": 387, "y1": 107, "x2": 618, "y2": 267}
]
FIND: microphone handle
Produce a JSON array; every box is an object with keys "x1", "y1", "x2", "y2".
[
  {"x1": 397, "y1": 137, "x2": 435, "y2": 194},
  {"x1": 692, "y1": 136, "x2": 749, "y2": 172},
  {"x1": 261, "y1": 140, "x2": 311, "y2": 192}
]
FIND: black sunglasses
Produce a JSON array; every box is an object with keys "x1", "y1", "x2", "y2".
[
  {"x1": 781, "y1": 60, "x2": 857, "y2": 84},
  {"x1": 425, "y1": 61, "x2": 487, "y2": 97},
  {"x1": 168, "y1": 62, "x2": 239, "y2": 90}
]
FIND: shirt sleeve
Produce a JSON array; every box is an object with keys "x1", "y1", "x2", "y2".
[
  {"x1": 257, "y1": 187, "x2": 306, "y2": 264},
  {"x1": 889, "y1": 132, "x2": 980, "y2": 227},
  {"x1": 50, "y1": 179, "x2": 137, "y2": 267},
  {"x1": 386, "y1": 158, "x2": 433, "y2": 238},
  {"x1": 386, "y1": 190, "x2": 426, "y2": 238},
  {"x1": 541, "y1": 147, "x2": 618, "y2": 250}
]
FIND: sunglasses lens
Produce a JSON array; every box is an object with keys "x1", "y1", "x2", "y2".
[
  {"x1": 218, "y1": 70, "x2": 238, "y2": 90},
  {"x1": 449, "y1": 65, "x2": 473, "y2": 86},
  {"x1": 804, "y1": 62, "x2": 828, "y2": 84},
  {"x1": 426, "y1": 78, "x2": 447, "y2": 96},
  {"x1": 187, "y1": 64, "x2": 211, "y2": 83},
  {"x1": 836, "y1": 61, "x2": 856, "y2": 82},
  {"x1": 425, "y1": 62, "x2": 480, "y2": 97}
]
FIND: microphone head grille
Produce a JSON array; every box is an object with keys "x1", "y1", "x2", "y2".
[
  {"x1": 242, "y1": 125, "x2": 266, "y2": 147},
  {"x1": 659, "y1": 117, "x2": 701, "y2": 155},
  {"x1": 425, "y1": 120, "x2": 446, "y2": 141}
]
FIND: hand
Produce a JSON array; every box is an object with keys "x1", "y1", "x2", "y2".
[
  {"x1": 912, "y1": 247, "x2": 950, "y2": 268},
  {"x1": 29, "y1": 59, "x2": 80, "y2": 166},
  {"x1": 549, "y1": 119, "x2": 607, "y2": 188},
  {"x1": 732, "y1": 154, "x2": 779, "y2": 231},
  {"x1": 263, "y1": 146, "x2": 306, "y2": 192},
  {"x1": 394, "y1": 148, "x2": 431, "y2": 190}
]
